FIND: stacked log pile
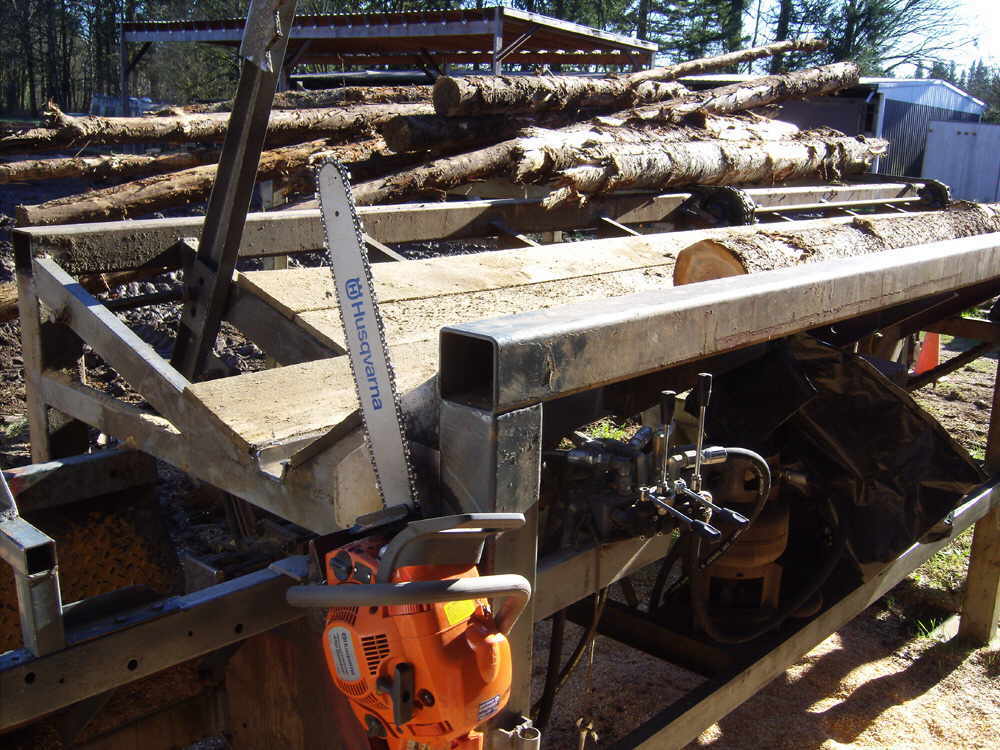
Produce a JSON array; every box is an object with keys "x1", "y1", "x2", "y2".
[{"x1": 2, "y1": 39, "x2": 888, "y2": 227}]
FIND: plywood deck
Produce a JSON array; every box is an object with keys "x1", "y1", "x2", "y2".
[{"x1": 185, "y1": 340, "x2": 437, "y2": 451}]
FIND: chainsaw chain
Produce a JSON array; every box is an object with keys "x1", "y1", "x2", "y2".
[{"x1": 314, "y1": 159, "x2": 419, "y2": 508}]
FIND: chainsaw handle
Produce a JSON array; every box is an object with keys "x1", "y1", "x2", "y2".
[
  {"x1": 376, "y1": 513, "x2": 525, "y2": 583},
  {"x1": 285, "y1": 573, "x2": 531, "y2": 635}
]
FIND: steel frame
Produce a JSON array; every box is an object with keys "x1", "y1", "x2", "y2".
[{"x1": 6, "y1": 188, "x2": 1000, "y2": 746}]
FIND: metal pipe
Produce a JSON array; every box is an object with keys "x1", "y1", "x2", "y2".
[{"x1": 286, "y1": 574, "x2": 531, "y2": 635}]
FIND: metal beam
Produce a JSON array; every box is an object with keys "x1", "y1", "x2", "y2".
[
  {"x1": 171, "y1": 0, "x2": 298, "y2": 380},
  {"x1": 439, "y1": 233, "x2": 1000, "y2": 412},
  {"x1": 0, "y1": 556, "x2": 309, "y2": 731},
  {"x1": 14, "y1": 183, "x2": 915, "y2": 275}
]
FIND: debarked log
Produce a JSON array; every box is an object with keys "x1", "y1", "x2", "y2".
[
  {"x1": 673, "y1": 202, "x2": 1000, "y2": 284},
  {"x1": 606, "y1": 62, "x2": 861, "y2": 126},
  {"x1": 542, "y1": 133, "x2": 886, "y2": 208}
]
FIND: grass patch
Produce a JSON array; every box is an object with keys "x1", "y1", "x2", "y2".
[
  {"x1": 584, "y1": 417, "x2": 632, "y2": 441},
  {"x1": 909, "y1": 527, "x2": 974, "y2": 593}
]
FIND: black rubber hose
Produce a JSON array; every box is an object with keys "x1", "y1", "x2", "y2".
[
  {"x1": 531, "y1": 587, "x2": 609, "y2": 719},
  {"x1": 689, "y1": 496, "x2": 847, "y2": 645},
  {"x1": 660, "y1": 446, "x2": 772, "y2": 602},
  {"x1": 698, "y1": 447, "x2": 772, "y2": 571},
  {"x1": 533, "y1": 609, "x2": 566, "y2": 731}
]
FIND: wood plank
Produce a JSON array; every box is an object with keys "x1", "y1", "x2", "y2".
[
  {"x1": 38, "y1": 373, "x2": 352, "y2": 532},
  {"x1": 183, "y1": 340, "x2": 438, "y2": 450},
  {"x1": 237, "y1": 212, "x2": 901, "y2": 319},
  {"x1": 225, "y1": 283, "x2": 342, "y2": 363},
  {"x1": 619, "y1": 481, "x2": 1000, "y2": 749},
  {"x1": 292, "y1": 266, "x2": 673, "y2": 354},
  {"x1": 32, "y1": 257, "x2": 193, "y2": 431},
  {"x1": 959, "y1": 360, "x2": 1000, "y2": 645}
]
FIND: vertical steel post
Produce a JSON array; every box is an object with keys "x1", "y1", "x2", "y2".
[
  {"x1": 171, "y1": 0, "x2": 298, "y2": 380},
  {"x1": 439, "y1": 400, "x2": 541, "y2": 738},
  {"x1": 491, "y1": 6, "x2": 504, "y2": 76}
]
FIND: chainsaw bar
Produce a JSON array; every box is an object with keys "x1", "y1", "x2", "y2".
[{"x1": 315, "y1": 160, "x2": 417, "y2": 510}]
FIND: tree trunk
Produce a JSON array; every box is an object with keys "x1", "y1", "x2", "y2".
[
  {"x1": 0, "y1": 102, "x2": 432, "y2": 155},
  {"x1": 611, "y1": 62, "x2": 861, "y2": 126},
  {"x1": 544, "y1": 132, "x2": 885, "y2": 208},
  {"x1": 380, "y1": 111, "x2": 583, "y2": 153},
  {"x1": 673, "y1": 202, "x2": 1000, "y2": 285},
  {"x1": 432, "y1": 39, "x2": 827, "y2": 116},
  {"x1": 186, "y1": 85, "x2": 434, "y2": 113},
  {"x1": 353, "y1": 142, "x2": 516, "y2": 206},
  {"x1": 0, "y1": 148, "x2": 220, "y2": 184},
  {"x1": 16, "y1": 139, "x2": 384, "y2": 226}
]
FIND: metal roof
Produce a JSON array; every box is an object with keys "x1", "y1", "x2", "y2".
[{"x1": 122, "y1": 6, "x2": 657, "y2": 70}]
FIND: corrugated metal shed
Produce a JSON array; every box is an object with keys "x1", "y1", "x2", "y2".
[{"x1": 923, "y1": 121, "x2": 1000, "y2": 202}]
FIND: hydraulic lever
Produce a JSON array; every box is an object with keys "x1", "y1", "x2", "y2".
[
  {"x1": 692, "y1": 373, "x2": 712, "y2": 492},
  {"x1": 641, "y1": 487, "x2": 721, "y2": 540}
]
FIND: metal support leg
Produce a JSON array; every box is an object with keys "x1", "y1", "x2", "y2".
[
  {"x1": 440, "y1": 401, "x2": 541, "y2": 739},
  {"x1": 2, "y1": 474, "x2": 65, "y2": 656}
]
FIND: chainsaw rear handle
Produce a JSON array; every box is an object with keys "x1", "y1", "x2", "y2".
[
  {"x1": 286, "y1": 573, "x2": 531, "y2": 635},
  {"x1": 377, "y1": 512, "x2": 526, "y2": 583}
]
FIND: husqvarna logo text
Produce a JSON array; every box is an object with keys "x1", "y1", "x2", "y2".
[{"x1": 345, "y1": 277, "x2": 383, "y2": 410}]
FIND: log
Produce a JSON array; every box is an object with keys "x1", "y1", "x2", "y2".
[
  {"x1": 352, "y1": 142, "x2": 516, "y2": 206},
  {"x1": 186, "y1": 85, "x2": 433, "y2": 113},
  {"x1": 0, "y1": 149, "x2": 219, "y2": 184},
  {"x1": 432, "y1": 39, "x2": 827, "y2": 116},
  {"x1": 380, "y1": 111, "x2": 583, "y2": 153},
  {"x1": 543, "y1": 133, "x2": 885, "y2": 208},
  {"x1": 612, "y1": 62, "x2": 861, "y2": 126},
  {"x1": 16, "y1": 139, "x2": 380, "y2": 226},
  {"x1": 0, "y1": 102, "x2": 432, "y2": 155},
  {"x1": 673, "y1": 202, "x2": 1000, "y2": 284}
]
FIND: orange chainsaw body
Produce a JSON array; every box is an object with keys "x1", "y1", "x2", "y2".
[{"x1": 322, "y1": 538, "x2": 513, "y2": 750}]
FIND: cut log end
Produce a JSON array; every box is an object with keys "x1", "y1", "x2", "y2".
[
  {"x1": 673, "y1": 239, "x2": 749, "y2": 285},
  {"x1": 432, "y1": 77, "x2": 464, "y2": 117}
]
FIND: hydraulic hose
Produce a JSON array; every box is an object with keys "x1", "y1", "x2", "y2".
[
  {"x1": 689, "y1": 495, "x2": 847, "y2": 644},
  {"x1": 531, "y1": 587, "x2": 609, "y2": 724},
  {"x1": 286, "y1": 574, "x2": 531, "y2": 635},
  {"x1": 659, "y1": 446, "x2": 772, "y2": 603}
]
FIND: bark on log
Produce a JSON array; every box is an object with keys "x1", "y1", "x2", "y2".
[
  {"x1": 0, "y1": 149, "x2": 220, "y2": 184},
  {"x1": 352, "y1": 142, "x2": 516, "y2": 206},
  {"x1": 186, "y1": 85, "x2": 433, "y2": 113},
  {"x1": 0, "y1": 102, "x2": 432, "y2": 155},
  {"x1": 543, "y1": 132, "x2": 885, "y2": 208},
  {"x1": 16, "y1": 139, "x2": 383, "y2": 226},
  {"x1": 611, "y1": 62, "x2": 860, "y2": 126},
  {"x1": 432, "y1": 39, "x2": 827, "y2": 116},
  {"x1": 673, "y1": 202, "x2": 1000, "y2": 285}
]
